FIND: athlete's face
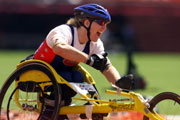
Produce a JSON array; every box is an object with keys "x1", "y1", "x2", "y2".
[
  {"x1": 90, "y1": 20, "x2": 107, "y2": 42},
  {"x1": 83, "y1": 19, "x2": 107, "y2": 42}
]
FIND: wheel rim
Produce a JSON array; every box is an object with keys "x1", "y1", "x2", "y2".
[
  {"x1": 0, "y1": 63, "x2": 61, "y2": 120},
  {"x1": 143, "y1": 92, "x2": 180, "y2": 120}
]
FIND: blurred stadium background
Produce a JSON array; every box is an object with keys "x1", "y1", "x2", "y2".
[
  {"x1": 1, "y1": 0, "x2": 180, "y2": 52},
  {"x1": 0, "y1": 1, "x2": 180, "y2": 119}
]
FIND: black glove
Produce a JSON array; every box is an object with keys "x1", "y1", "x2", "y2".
[
  {"x1": 86, "y1": 53, "x2": 109, "y2": 72},
  {"x1": 115, "y1": 74, "x2": 134, "y2": 89}
]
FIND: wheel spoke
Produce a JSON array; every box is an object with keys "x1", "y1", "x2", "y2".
[{"x1": 0, "y1": 63, "x2": 61, "y2": 120}]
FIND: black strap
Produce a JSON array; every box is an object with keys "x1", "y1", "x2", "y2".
[
  {"x1": 66, "y1": 24, "x2": 90, "y2": 54},
  {"x1": 66, "y1": 24, "x2": 74, "y2": 46},
  {"x1": 79, "y1": 20, "x2": 93, "y2": 42},
  {"x1": 83, "y1": 40, "x2": 90, "y2": 54}
]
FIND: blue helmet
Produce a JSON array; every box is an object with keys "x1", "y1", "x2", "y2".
[{"x1": 74, "y1": 3, "x2": 111, "y2": 24}]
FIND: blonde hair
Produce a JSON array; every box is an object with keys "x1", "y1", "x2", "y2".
[{"x1": 66, "y1": 17, "x2": 82, "y2": 28}]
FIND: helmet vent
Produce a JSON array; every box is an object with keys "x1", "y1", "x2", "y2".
[
  {"x1": 95, "y1": 6, "x2": 102, "y2": 10},
  {"x1": 96, "y1": 11, "x2": 106, "y2": 16},
  {"x1": 84, "y1": 7, "x2": 95, "y2": 11},
  {"x1": 74, "y1": 4, "x2": 111, "y2": 22}
]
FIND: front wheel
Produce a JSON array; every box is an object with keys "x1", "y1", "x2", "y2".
[{"x1": 143, "y1": 92, "x2": 180, "y2": 120}]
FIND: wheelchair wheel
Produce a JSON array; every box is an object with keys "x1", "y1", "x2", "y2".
[
  {"x1": 0, "y1": 63, "x2": 61, "y2": 120},
  {"x1": 143, "y1": 92, "x2": 180, "y2": 120}
]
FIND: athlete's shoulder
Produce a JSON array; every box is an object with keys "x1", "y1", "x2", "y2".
[
  {"x1": 47, "y1": 24, "x2": 73, "y2": 39},
  {"x1": 46, "y1": 24, "x2": 73, "y2": 48},
  {"x1": 53, "y1": 24, "x2": 72, "y2": 31}
]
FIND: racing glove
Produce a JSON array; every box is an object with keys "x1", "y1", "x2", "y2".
[
  {"x1": 86, "y1": 53, "x2": 109, "y2": 72},
  {"x1": 115, "y1": 74, "x2": 134, "y2": 89}
]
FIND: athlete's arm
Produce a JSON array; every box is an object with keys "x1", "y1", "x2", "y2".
[
  {"x1": 102, "y1": 63, "x2": 133, "y2": 89},
  {"x1": 47, "y1": 25, "x2": 89, "y2": 64},
  {"x1": 102, "y1": 64, "x2": 120, "y2": 85},
  {"x1": 52, "y1": 41, "x2": 89, "y2": 64}
]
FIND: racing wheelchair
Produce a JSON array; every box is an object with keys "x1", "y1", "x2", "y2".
[{"x1": 0, "y1": 58, "x2": 180, "y2": 120}]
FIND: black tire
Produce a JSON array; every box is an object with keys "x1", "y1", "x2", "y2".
[
  {"x1": 143, "y1": 92, "x2": 180, "y2": 120},
  {"x1": 0, "y1": 63, "x2": 61, "y2": 120}
]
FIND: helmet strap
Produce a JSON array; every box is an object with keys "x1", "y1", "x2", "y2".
[{"x1": 79, "y1": 20, "x2": 94, "y2": 42}]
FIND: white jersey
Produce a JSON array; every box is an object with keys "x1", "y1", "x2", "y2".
[{"x1": 46, "y1": 24, "x2": 105, "y2": 56}]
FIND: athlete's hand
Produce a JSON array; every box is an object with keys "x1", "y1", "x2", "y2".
[
  {"x1": 115, "y1": 74, "x2": 134, "y2": 90},
  {"x1": 86, "y1": 53, "x2": 109, "y2": 72}
]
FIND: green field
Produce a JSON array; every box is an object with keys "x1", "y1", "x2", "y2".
[
  {"x1": 0, "y1": 50, "x2": 180, "y2": 96},
  {"x1": 83, "y1": 52, "x2": 180, "y2": 97},
  {"x1": 0, "y1": 50, "x2": 180, "y2": 115}
]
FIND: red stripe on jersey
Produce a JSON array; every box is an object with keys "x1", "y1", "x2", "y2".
[{"x1": 34, "y1": 40, "x2": 55, "y2": 63}]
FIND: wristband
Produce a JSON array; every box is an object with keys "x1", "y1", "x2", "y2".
[
  {"x1": 86, "y1": 58, "x2": 91, "y2": 65},
  {"x1": 86, "y1": 57, "x2": 94, "y2": 66}
]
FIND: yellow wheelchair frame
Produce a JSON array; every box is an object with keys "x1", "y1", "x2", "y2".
[{"x1": 0, "y1": 59, "x2": 180, "y2": 120}]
